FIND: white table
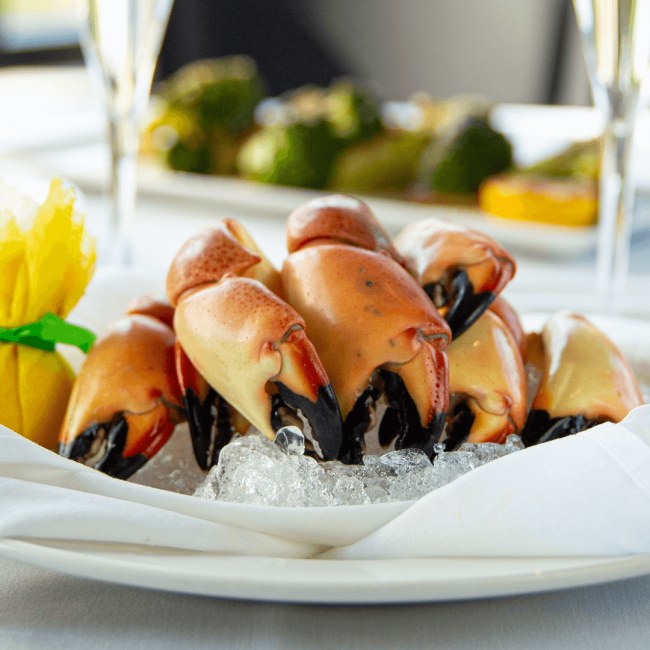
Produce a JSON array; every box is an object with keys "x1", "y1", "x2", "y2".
[{"x1": 2, "y1": 554, "x2": 650, "y2": 650}]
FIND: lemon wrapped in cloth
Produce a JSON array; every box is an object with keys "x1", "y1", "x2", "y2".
[{"x1": 0, "y1": 178, "x2": 96, "y2": 450}]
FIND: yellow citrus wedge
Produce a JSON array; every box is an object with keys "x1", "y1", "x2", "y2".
[{"x1": 478, "y1": 174, "x2": 597, "y2": 227}]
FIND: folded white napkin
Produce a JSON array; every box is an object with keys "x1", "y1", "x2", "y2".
[{"x1": 2, "y1": 407, "x2": 650, "y2": 560}]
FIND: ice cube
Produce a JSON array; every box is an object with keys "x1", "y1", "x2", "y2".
[
  {"x1": 192, "y1": 428, "x2": 524, "y2": 506},
  {"x1": 380, "y1": 448, "x2": 431, "y2": 475},
  {"x1": 274, "y1": 426, "x2": 305, "y2": 455}
]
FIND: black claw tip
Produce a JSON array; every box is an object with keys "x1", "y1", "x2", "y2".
[
  {"x1": 58, "y1": 417, "x2": 147, "y2": 480},
  {"x1": 521, "y1": 410, "x2": 592, "y2": 447},
  {"x1": 425, "y1": 270, "x2": 496, "y2": 340},
  {"x1": 339, "y1": 385, "x2": 381, "y2": 464},
  {"x1": 276, "y1": 381, "x2": 343, "y2": 461},
  {"x1": 184, "y1": 387, "x2": 233, "y2": 470},
  {"x1": 380, "y1": 369, "x2": 446, "y2": 459},
  {"x1": 440, "y1": 401, "x2": 475, "y2": 451}
]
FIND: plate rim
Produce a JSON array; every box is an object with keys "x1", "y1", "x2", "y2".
[{"x1": 2, "y1": 537, "x2": 650, "y2": 604}]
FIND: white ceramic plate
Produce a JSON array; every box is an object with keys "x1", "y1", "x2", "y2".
[{"x1": 1, "y1": 538, "x2": 650, "y2": 604}]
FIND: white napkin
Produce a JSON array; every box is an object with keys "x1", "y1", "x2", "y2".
[{"x1": 1, "y1": 407, "x2": 650, "y2": 560}]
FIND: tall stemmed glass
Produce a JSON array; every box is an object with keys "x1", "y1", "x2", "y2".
[
  {"x1": 78, "y1": 0, "x2": 174, "y2": 265},
  {"x1": 573, "y1": 0, "x2": 650, "y2": 311}
]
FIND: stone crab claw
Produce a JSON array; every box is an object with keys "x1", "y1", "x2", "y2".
[
  {"x1": 174, "y1": 340, "x2": 250, "y2": 470},
  {"x1": 167, "y1": 222, "x2": 343, "y2": 460},
  {"x1": 281, "y1": 196, "x2": 451, "y2": 464},
  {"x1": 521, "y1": 312, "x2": 643, "y2": 446},
  {"x1": 489, "y1": 295, "x2": 526, "y2": 358},
  {"x1": 443, "y1": 310, "x2": 527, "y2": 450},
  {"x1": 58, "y1": 297, "x2": 186, "y2": 479},
  {"x1": 394, "y1": 218, "x2": 516, "y2": 339}
]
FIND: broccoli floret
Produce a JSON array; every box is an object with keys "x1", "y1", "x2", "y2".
[
  {"x1": 425, "y1": 116, "x2": 513, "y2": 193},
  {"x1": 167, "y1": 141, "x2": 211, "y2": 174},
  {"x1": 237, "y1": 78, "x2": 384, "y2": 190},
  {"x1": 237, "y1": 119, "x2": 339, "y2": 190},
  {"x1": 326, "y1": 80, "x2": 382, "y2": 146},
  {"x1": 161, "y1": 56, "x2": 265, "y2": 134}
]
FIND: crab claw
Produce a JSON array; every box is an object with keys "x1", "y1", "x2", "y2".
[
  {"x1": 442, "y1": 310, "x2": 526, "y2": 450},
  {"x1": 58, "y1": 312, "x2": 185, "y2": 479},
  {"x1": 221, "y1": 218, "x2": 285, "y2": 298},
  {"x1": 174, "y1": 341, "x2": 250, "y2": 469},
  {"x1": 282, "y1": 242, "x2": 450, "y2": 464},
  {"x1": 521, "y1": 312, "x2": 643, "y2": 446},
  {"x1": 125, "y1": 294, "x2": 175, "y2": 327},
  {"x1": 394, "y1": 218, "x2": 516, "y2": 339},
  {"x1": 286, "y1": 194, "x2": 403, "y2": 262},
  {"x1": 489, "y1": 295, "x2": 526, "y2": 358},
  {"x1": 167, "y1": 224, "x2": 343, "y2": 460}
]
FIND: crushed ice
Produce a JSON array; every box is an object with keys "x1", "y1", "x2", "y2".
[{"x1": 193, "y1": 426, "x2": 525, "y2": 507}]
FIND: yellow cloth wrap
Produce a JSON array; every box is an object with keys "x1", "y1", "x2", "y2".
[{"x1": 0, "y1": 178, "x2": 95, "y2": 450}]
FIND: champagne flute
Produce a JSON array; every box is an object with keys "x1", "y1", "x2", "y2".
[
  {"x1": 78, "y1": 0, "x2": 174, "y2": 265},
  {"x1": 573, "y1": 0, "x2": 650, "y2": 312}
]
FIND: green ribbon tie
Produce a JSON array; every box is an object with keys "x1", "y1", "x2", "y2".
[{"x1": 0, "y1": 313, "x2": 96, "y2": 353}]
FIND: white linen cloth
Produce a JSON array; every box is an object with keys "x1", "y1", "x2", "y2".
[{"x1": 1, "y1": 407, "x2": 650, "y2": 560}]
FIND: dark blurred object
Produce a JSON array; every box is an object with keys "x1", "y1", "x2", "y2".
[
  {"x1": 422, "y1": 116, "x2": 513, "y2": 194},
  {"x1": 157, "y1": 0, "x2": 350, "y2": 96}
]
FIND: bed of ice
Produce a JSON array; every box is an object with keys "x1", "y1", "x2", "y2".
[{"x1": 193, "y1": 426, "x2": 525, "y2": 507}]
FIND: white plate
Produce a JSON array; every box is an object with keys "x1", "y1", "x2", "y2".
[
  {"x1": 1, "y1": 538, "x2": 650, "y2": 604},
  {"x1": 134, "y1": 166, "x2": 599, "y2": 258},
  {"x1": 2, "y1": 315, "x2": 650, "y2": 604}
]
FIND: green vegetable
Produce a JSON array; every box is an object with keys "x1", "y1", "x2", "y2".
[
  {"x1": 326, "y1": 80, "x2": 382, "y2": 146},
  {"x1": 522, "y1": 138, "x2": 598, "y2": 179},
  {"x1": 330, "y1": 131, "x2": 431, "y2": 193},
  {"x1": 167, "y1": 141, "x2": 211, "y2": 174},
  {"x1": 162, "y1": 56, "x2": 265, "y2": 134},
  {"x1": 237, "y1": 119, "x2": 339, "y2": 189},
  {"x1": 424, "y1": 116, "x2": 513, "y2": 193}
]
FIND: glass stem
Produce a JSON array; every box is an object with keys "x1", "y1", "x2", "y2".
[
  {"x1": 108, "y1": 115, "x2": 138, "y2": 266},
  {"x1": 596, "y1": 116, "x2": 636, "y2": 312}
]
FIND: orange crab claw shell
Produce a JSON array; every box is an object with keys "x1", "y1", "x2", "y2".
[
  {"x1": 281, "y1": 243, "x2": 450, "y2": 421},
  {"x1": 175, "y1": 338, "x2": 211, "y2": 403},
  {"x1": 166, "y1": 223, "x2": 262, "y2": 307},
  {"x1": 446, "y1": 310, "x2": 526, "y2": 446},
  {"x1": 221, "y1": 218, "x2": 284, "y2": 298},
  {"x1": 489, "y1": 296, "x2": 526, "y2": 358},
  {"x1": 286, "y1": 194, "x2": 403, "y2": 262},
  {"x1": 58, "y1": 314, "x2": 185, "y2": 478},
  {"x1": 173, "y1": 276, "x2": 342, "y2": 458},
  {"x1": 530, "y1": 312, "x2": 643, "y2": 423},
  {"x1": 395, "y1": 218, "x2": 516, "y2": 296},
  {"x1": 126, "y1": 295, "x2": 175, "y2": 328}
]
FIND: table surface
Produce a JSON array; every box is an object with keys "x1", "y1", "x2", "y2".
[
  {"x1": 2, "y1": 555, "x2": 650, "y2": 650},
  {"x1": 2, "y1": 65, "x2": 650, "y2": 649}
]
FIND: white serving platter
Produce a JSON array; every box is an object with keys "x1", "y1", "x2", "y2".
[{"x1": 1, "y1": 538, "x2": 649, "y2": 604}]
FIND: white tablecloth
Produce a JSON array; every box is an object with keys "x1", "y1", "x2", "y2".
[{"x1": 2, "y1": 554, "x2": 650, "y2": 650}]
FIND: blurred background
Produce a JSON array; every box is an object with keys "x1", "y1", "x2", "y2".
[
  {"x1": 0, "y1": 0, "x2": 590, "y2": 104},
  {"x1": 2, "y1": 0, "x2": 650, "y2": 317}
]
